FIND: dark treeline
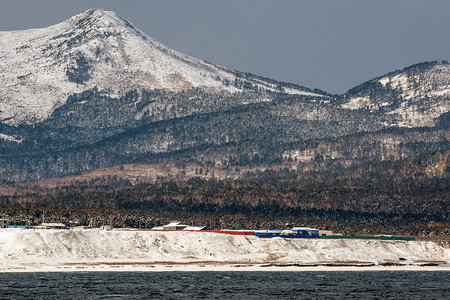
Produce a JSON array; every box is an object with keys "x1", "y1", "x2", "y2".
[
  {"x1": 1, "y1": 175, "x2": 448, "y2": 236},
  {"x1": 14, "y1": 178, "x2": 448, "y2": 216},
  {"x1": 0, "y1": 204, "x2": 447, "y2": 237}
]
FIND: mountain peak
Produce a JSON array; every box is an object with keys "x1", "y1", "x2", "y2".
[
  {"x1": 74, "y1": 8, "x2": 113, "y2": 18},
  {"x1": 79, "y1": 8, "x2": 112, "y2": 16},
  {"x1": 64, "y1": 8, "x2": 133, "y2": 32},
  {"x1": 0, "y1": 9, "x2": 324, "y2": 126}
]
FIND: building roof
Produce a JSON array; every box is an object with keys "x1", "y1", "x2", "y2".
[
  {"x1": 40, "y1": 223, "x2": 66, "y2": 227},
  {"x1": 183, "y1": 226, "x2": 208, "y2": 231},
  {"x1": 291, "y1": 227, "x2": 318, "y2": 231}
]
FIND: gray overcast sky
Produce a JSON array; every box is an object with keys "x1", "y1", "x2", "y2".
[{"x1": 1, "y1": 0, "x2": 449, "y2": 94}]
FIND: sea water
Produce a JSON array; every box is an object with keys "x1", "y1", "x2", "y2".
[{"x1": 0, "y1": 271, "x2": 448, "y2": 299}]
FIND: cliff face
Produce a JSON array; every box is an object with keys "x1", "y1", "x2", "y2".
[{"x1": 0, "y1": 9, "x2": 448, "y2": 182}]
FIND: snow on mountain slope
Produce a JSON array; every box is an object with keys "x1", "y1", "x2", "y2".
[
  {"x1": 0, "y1": 229, "x2": 448, "y2": 270},
  {"x1": 0, "y1": 9, "x2": 321, "y2": 126},
  {"x1": 341, "y1": 62, "x2": 450, "y2": 127},
  {"x1": 377, "y1": 64, "x2": 450, "y2": 100},
  {"x1": 381, "y1": 64, "x2": 450, "y2": 127}
]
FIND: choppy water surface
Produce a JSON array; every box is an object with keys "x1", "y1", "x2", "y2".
[{"x1": 0, "y1": 271, "x2": 448, "y2": 299}]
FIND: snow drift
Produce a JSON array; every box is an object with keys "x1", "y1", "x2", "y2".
[{"x1": 0, "y1": 229, "x2": 448, "y2": 271}]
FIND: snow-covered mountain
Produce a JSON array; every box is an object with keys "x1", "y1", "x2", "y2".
[
  {"x1": 341, "y1": 62, "x2": 450, "y2": 127},
  {"x1": 0, "y1": 9, "x2": 321, "y2": 126},
  {"x1": 0, "y1": 9, "x2": 448, "y2": 182}
]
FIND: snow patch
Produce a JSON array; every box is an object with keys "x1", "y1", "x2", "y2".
[
  {"x1": 341, "y1": 96, "x2": 371, "y2": 110},
  {"x1": 379, "y1": 74, "x2": 410, "y2": 90},
  {"x1": 388, "y1": 101, "x2": 450, "y2": 128},
  {"x1": 0, "y1": 133, "x2": 23, "y2": 143}
]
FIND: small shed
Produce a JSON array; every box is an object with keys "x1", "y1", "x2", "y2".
[
  {"x1": 162, "y1": 222, "x2": 188, "y2": 230},
  {"x1": 319, "y1": 230, "x2": 334, "y2": 236},
  {"x1": 0, "y1": 218, "x2": 9, "y2": 228},
  {"x1": 35, "y1": 222, "x2": 66, "y2": 229}
]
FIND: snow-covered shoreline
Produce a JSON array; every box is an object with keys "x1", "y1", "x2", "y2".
[{"x1": 1, "y1": 229, "x2": 448, "y2": 273}]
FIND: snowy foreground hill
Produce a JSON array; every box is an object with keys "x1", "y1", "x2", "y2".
[{"x1": 0, "y1": 229, "x2": 448, "y2": 272}]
